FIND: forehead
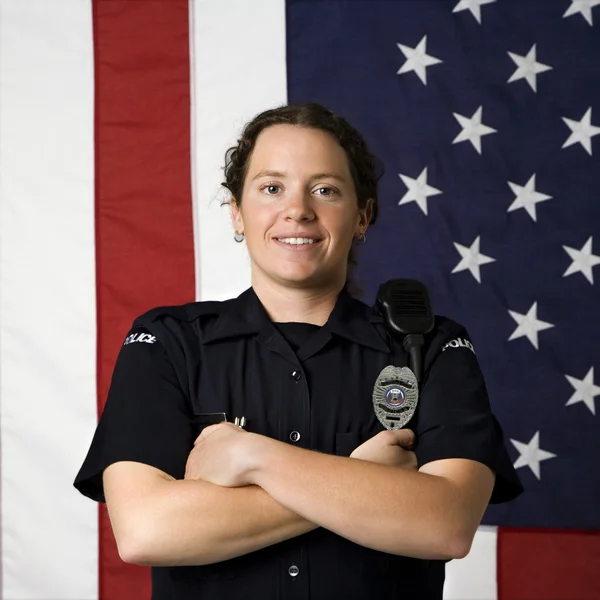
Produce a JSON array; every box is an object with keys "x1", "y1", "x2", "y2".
[{"x1": 247, "y1": 124, "x2": 351, "y2": 177}]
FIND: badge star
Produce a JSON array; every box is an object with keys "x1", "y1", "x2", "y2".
[
  {"x1": 452, "y1": 0, "x2": 497, "y2": 24},
  {"x1": 397, "y1": 35, "x2": 443, "y2": 85},
  {"x1": 562, "y1": 107, "x2": 600, "y2": 155},
  {"x1": 507, "y1": 174, "x2": 552, "y2": 222},
  {"x1": 563, "y1": 236, "x2": 600, "y2": 284},
  {"x1": 398, "y1": 168, "x2": 442, "y2": 215},
  {"x1": 563, "y1": 0, "x2": 600, "y2": 26},
  {"x1": 511, "y1": 431, "x2": 557, "y2": 480},
  {"x1": 451, "y1": 236, "x2": 496, "y2": 283},
  {"x1": 452, "y1": 106, "x2": 497, "y2": 154},
  {"x1": 507, "y1": 44, "x2": 552, "y2": 92},
  {"x1": 508, "y1": 302, "x2": 554, "y2": 350},
  {"x1": 565, "y1": 367, "x2": 600, "y2": 415}
]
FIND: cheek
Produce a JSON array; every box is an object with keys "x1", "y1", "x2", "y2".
[
  {"x1": 325, "y1": 209, "x2": 359, "y2": 237},
  {"x1": 242, "y1": 205, "x2": 280, "y2": 240}
]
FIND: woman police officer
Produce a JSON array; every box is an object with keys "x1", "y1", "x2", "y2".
[{"x1": 74, "y1": 103, "x2": 522, "y2": 600}]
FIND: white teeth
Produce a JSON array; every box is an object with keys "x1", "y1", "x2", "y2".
[{"x1": 278, "y1": 237, "x2": 315, "y2": 245}]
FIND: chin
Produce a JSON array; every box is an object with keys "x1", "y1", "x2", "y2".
[
  {"x1": 276, "y1": 268, "x2": 340, "y2": 289},
  {"x1": 279, "y1": 272, "x2": 318, "y2": 286}
]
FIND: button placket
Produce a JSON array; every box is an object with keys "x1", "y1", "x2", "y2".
[
  {"x1": 288, "y1": 368, "x2": 304, "y2": 447},
  {"x1": 279, "y1": 356, "x2": 309, "y2": 598}
]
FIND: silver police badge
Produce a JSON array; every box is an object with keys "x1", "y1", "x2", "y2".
[{"x1": 372, "y1": 365, "x2": 419, "y2": 430}]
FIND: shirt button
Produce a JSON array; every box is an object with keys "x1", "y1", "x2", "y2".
[
  {"x1": 288, "y1": 564, "x2": 300, "y2": 577},
  {"x1": 290, "y1": 431, "x2": 301, "y2": 443},
  {"x1": 291, "y1": 370, "x2": 302, "y2": 381}
]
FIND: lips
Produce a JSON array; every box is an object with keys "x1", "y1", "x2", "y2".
[
  {"x1": 277, "y1": 237, "x2": 317, "y2": 245},
  {"x1": 274, "y1": 235, "x2": 322, "y2": 241},
  {"x1": 273, "y1": 237, "x2": 323, "y2": 251}
]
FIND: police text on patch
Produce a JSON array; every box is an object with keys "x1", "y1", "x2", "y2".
[
  {"x1": 124, "y1": 332, "x2": 157, "y2": 345},
  {"x1": 442, "y1": 337, "x2": 475, "y2": 354}
]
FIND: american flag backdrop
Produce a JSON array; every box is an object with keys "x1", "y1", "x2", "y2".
[{"x1": 1, "y1": 0, "x2": 599, "y2": 598}]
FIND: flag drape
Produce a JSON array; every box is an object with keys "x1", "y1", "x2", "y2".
[{"x1": 1, "y1": 1, "x2": 598, "y2": 598}]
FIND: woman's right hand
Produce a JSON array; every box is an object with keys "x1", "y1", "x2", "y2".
[{"x1": 349, "y1": 429, "x2": 417, "y2": 470}]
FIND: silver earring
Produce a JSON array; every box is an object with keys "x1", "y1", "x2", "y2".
[
  {"x1": 234, "y1": 231, "x2": 245, "y2": 243},
  {"x1": 355, "y1": 232, "x2": 366, "y2": 243}
]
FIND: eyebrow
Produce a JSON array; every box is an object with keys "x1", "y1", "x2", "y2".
[{"x1": 251, "y1": 170, "x2": 348, "y2": 183}]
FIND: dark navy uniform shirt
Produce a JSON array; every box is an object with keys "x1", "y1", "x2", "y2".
[{"x1": 74, "y1": 286, "x2": 523, "y2": 600}]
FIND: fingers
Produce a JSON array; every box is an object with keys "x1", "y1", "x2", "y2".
[
  {"x1": 389, "y1": 428, "x2": 415, "y2": 449},
  {"x1": 193, "y1": 423, "x2": 223, "y2": 445},
  {"x1": 193, "y1": 421, "x2": 239, "y2": 445}
]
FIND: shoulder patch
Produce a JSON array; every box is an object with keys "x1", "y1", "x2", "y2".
[
  {"x1": 421, "y1": 316, "x2": 474, "y2": 378},
  {"x1": 442, "y1": 337, "x2": 475, "y2": 354},
  {"x1": 123, "y1": 329, "x2": 157, "y2": 346}
]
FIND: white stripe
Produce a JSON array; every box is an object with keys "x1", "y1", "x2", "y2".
[
  {"x1": 0, "y1": 1, "x2": 97, "y2": 598},
  {"x1": 444, "y1": 526, "x2": 498, "y2": 599},
  {"x1": 190, "y1": 0, "x2": 287, "y2": 301}
]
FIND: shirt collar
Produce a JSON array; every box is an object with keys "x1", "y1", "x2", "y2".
[
  {"x1": 202, "y1": 286, "x2": 390, "y2": 353},
  {"x1": 325, "y1": 286, "x2": 390, "y2": 352},
  {"x1": 201, "y1": 288, "x2": 271, "y2": 343}
]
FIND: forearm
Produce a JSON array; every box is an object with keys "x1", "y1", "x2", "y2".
[
  {"x1": 124, "y1": 479, "x2": 318, "y2": 566},
  {"x1": 248, "y1": 437, "x2": 475, "y2": 560}
]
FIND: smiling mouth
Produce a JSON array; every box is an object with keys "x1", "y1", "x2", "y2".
[
  {"x1": 276, "y1": 237, "x2": 320, "y2": 246},
  {"x1": 273, "y1": 237, "x2": 323, "y2": 251}
]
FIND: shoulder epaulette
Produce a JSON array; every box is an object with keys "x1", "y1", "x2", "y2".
[
  {"x1": 422, "y1": 315, "x2": 469, "y2": 376},
  {"x1": 133, "y1": 300, "x2": 223, "y2": 328}
]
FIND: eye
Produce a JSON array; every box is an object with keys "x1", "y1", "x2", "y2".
[
  {"x1": 314, "y1": 186, "x2": 336, "y2": 196},
  {"x1": 261, "y1": 184, "x2": 281, "y2": 195}
]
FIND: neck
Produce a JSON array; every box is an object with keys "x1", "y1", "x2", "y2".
[{"x1": 251, "y1": 272, "x2": 345, "y2": 325}]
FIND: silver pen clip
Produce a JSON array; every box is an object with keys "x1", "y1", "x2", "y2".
[{"x1": 233, "y1": 416, "x2": 247, "y2": 429}]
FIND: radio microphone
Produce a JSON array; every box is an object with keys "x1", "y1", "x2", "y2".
[{"x1": 375, "y1": 279, "x2": 435, "y2": 383}]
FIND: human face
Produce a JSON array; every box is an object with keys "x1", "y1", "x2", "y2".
[{"x1": 231, "y1": 125, "x2": 371, "y2": 291}]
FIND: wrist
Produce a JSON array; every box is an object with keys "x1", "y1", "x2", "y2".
[{"x1": 243, "y1": 432, "x2": 273, "y2": 486}]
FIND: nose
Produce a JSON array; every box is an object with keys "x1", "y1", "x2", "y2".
[{"x1": 283, "y1": 190, "x2": 316, "y2": 223}]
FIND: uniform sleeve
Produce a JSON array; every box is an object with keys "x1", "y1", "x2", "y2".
[
  {"x1": 413, "y1": 326, "x2": 523, "y2": 504},
  {"x1": 73, "y1": 326, "x2": 195, "y2": 503}
]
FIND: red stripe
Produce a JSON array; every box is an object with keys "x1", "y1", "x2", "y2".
[
  {"x1": 93, "y1": 1, "x2": 194, "y2": 597},
  {"x1": 498, "y1": 527, "x2": 600, "y2": 600}
]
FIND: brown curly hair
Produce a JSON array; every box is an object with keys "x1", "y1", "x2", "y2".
[{"x1": 221, "y1": 103, "x2": 384, "y2": 294}]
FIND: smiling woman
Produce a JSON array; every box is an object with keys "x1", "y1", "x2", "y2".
[
  {"x1": 222, "y1": 103, "x2": 383, "y2": 309},
  {"x1": 74, "y1": 102, "x2": 522, "y2": 600}
]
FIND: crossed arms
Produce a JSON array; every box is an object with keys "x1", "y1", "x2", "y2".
[{"x1": 103, "y1": 424, "x2": 495, "y2": 567}]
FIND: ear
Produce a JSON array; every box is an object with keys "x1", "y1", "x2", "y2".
[
  {"x1": 230, "y1": 199, "x2": 244, "y2": 233},
  {"x1": 356, "y1": 198, "x2": 373, "y2": 235}
]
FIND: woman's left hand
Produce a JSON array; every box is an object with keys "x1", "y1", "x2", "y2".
[{"x1": 184, "y1": 421, "x2": 255, "y2": 487}]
